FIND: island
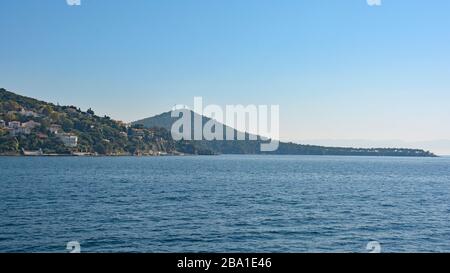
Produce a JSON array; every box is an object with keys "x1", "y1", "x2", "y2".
[{"x1": 0, "y1": 88, "x2": 437, "y2": 157}]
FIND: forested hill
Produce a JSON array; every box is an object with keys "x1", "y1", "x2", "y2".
[
  {"x1": 0, "y1": 88, "x2": 205, "y2": 155},
  {"x1": 133, "y1": 111, "x2": 437, "y2": 157},
  {"x1": 0, "y1": 88, "x2": 437, "y2": 157}
]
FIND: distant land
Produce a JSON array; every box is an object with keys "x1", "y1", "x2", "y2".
[
  {"x1": 297, "y1": 139, "x2": 450, "y2": 157},
  {"x1": 133, "y1": 111, "x2": 437, "y2": 157},
  {"x1": 0, "y1": 88, "x2": 437, "y2": 157}
]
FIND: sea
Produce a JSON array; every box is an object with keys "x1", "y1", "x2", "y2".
[{"x1": 1, "y1": 155, "x2": 450, "y2": 253}]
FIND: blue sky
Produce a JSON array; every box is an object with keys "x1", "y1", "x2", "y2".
[{"x1": 1, "y1": 0, "x2": 449, "y2": 153}]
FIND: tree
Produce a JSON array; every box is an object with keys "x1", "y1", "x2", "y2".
[
  {"x1": 41, "y1": 105, "x2": 53, "y2": 116},
  {"x1": 94, "y1": 143, "x2": 106, "y2": 154},
  {"x1": 62, "y1": 119, "x2": 74, "y2": 131},
  {"x1": 4, "y1": 112, "x2": 17, "y2": 122},
  {"x1": 0, "y1": 129, "x2": 8, "y2": 137},
  {"x1": 50, "y1": 112, "x2": 59, "y2": 121},
  {"x1": 4, "y1": 101, "x2": 21, "y2": 111}
]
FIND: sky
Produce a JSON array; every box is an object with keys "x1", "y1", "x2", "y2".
[{"x1": 1, "y1": 0, "x2": 449, "y2": 154}]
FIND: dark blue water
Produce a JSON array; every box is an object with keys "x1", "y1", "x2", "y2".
[{"x1": 1, "y1": 155, "x2": 450, "y2": 253}]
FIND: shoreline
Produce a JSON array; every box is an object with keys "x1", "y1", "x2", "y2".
[
  {"x1": 0, "y1": 153, "x2": 439, "y2": 158},
  {"x1": 0, "y1": 152, "x2": 191, "y2": 157}
]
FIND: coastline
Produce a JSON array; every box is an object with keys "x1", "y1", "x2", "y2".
[
  {"x1": 0, "y1": 153, "x2": 438, "y2": 158},
  {"x1": 0, "y1": 151, "x2": 189, "y2": 157}
]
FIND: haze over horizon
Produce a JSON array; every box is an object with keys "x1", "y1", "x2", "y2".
[{"x1": 1, "y1": 0, "x2": 449, "y2": 153}]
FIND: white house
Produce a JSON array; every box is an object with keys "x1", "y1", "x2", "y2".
[
  {"x1": 8, "y1": 121, "x2": 22, "y2": 129},
  {"x1": 8, "y1": 121, "x2": 21, "y2": 129},
  {"x1": 6, "y1": 121, "x2": 21, "y2": 136},
  {"x1": 59, "y1": 133, "x2": 78, "y2": 148},
  {"x1": 7, "y1": 121, "x2": 38, "y2": 136}
]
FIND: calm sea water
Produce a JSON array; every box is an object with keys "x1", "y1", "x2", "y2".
[{"x1": 1, "y1": 155, "x2": 450, "y2": 253}]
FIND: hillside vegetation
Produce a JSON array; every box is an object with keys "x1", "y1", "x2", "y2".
[
  {"x1": 0, "y1": 88, "x2": 205, "y2": 155},
  {"x1": 134, "y1": 111, "x2": 437, "y2": 157}
]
